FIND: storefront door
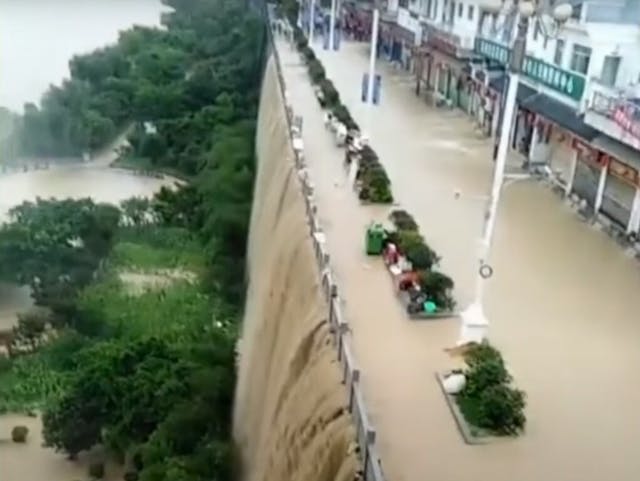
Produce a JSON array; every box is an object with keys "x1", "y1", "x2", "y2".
[
  {"x1": 448, "y1": 73, "x2": 458, "y2": 104},
  {"x1": 600, "y1": 158, "x2": 638, "y2": 228},
  {"x1": 437, "y1": 66, "x2": 447, "y2": 95},
  {"x1": 572, "y1": 158, "x2": 601, "y2": 209}
]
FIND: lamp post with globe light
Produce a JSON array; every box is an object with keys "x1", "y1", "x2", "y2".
[{"x1": 458, "y1": 0, "x2": 573, "y2": 346}]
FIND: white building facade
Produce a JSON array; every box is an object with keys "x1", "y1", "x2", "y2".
[{"x1": 387, "y1": 0, "x2": 640, "y2": 237}]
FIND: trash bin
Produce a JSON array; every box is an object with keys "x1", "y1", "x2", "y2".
[{"x1": 365, "y1": 223, "x2": 386, "y2": 255}]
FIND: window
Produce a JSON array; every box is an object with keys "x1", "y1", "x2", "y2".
[
  {"x1": 468, "y1": 5, "x2": 474, "y2": 20},
  {"x1": 554, "y1": 39, "x2": 565, "y2": 66},
  {"x1": 426, "y1": 0, "x2": 433, "y2": 18},
  {"x1": 600, "y1": 56, "x2": 621, "y2": 87},
  {"x1": 570, "y1": 44, "x2": 592, "y2": 74},
  {"x1": 458, "y1": 2, "x2": 463, "y2": 17}
]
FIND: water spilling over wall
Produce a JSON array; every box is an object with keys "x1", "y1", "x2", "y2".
[{"x1": 232, "y1": 54, "x2": 358, "y2": 481}]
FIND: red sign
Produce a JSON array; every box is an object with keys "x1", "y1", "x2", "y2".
[
  {"x1": 612, "y1": 104, "x2": 640, "y2": 141},
  {"x1": 572, "y1": 138, "x2": 605, "y2": 167}
]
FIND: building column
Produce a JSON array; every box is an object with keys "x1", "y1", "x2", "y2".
[
  {"x1": 433, "y1": 63, "x2": 440, "y2": 99},
  {"x1": 627, "y1": 188, "x2": 640, "y2": 234},
  {"x1": 565, "y1": 150, "x2": 578, "y2": 197},
  {"x1": 528, "y1": 119, "x2": 540, "y2": 163},
  {"x1": 594, "y1": 164, "x2": 608, "y2": 213}
]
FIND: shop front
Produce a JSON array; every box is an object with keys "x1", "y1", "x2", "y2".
[
  {"x1": 571, "y1": 139, "x2": 605, "y2": 211},
  {"x1": 388, "y1": 22, "x2": 415, "y2": 70},
  {"x1": 529, "y1": 120, "x2": 576, "y2": 186},
  {"x1": 419, "y1": 26, "x2": 473, "y2": 109},
  {"x1": 591, "y1": 135, "x2": 640, "y2": 230}
]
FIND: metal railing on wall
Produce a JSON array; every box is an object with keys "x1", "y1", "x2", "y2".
[{"x1": 258, "y1": 4, "x2": 387, "y2": 481}]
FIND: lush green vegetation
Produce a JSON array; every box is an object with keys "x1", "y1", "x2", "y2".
[
  {"x1": 456, "y1": 342, "x2": 527, "y2": 436},
  {"x1": 0, "y1": 1, "x2": 266, "y2": 480}
]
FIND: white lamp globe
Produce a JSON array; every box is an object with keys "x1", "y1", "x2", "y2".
[
  {"x1": 553, "y1": 3, "x2": 573, "y2": 23},
  {"x1": 480, "y1": 0, "x2": 503, "y2": 15},
  {"x1": 518, "y1": 1, "x2": 536, "y2": 18}
]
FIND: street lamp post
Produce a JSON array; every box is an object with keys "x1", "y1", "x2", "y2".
[
  {"x1": 329, "y1": 0, "x2": 337, "y2": 50},
  {"x1": 459, "y1": 0, "x2": 573, "y2": 345},
  {"x1": 309, "y1": 0, "x2": 316, "y2": 44}
]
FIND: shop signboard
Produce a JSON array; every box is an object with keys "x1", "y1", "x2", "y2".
[
  {"x1": 605, "y1": 156, "x2": 639, "y2": 186},
  {"x1": 572, "y1": 138, "x2": 605, "y2": 167},
  {"x1": 474, "y1": 38, "x2": 586, "y2": 101}
]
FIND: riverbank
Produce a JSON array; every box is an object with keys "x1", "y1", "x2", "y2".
[{"x1": 110, "y1": 155, "x2": 192, "y2": 183}]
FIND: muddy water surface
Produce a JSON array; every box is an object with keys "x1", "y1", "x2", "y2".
[{"x1": 277, "y1": 38, "x2": 640, "y2": 481}]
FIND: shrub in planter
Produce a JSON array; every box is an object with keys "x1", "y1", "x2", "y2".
[
  {"x1": 302, "y1": 45, "x2": 316, "y2": 62},
  {"x1": 294, "y1": 28, "x2": 307, "y2": 49},
  {"x1": 360, "y1": 165, "x2": 393, "y2": 203},
  {"x1": 461, "y1": 359, "x2": 510, "y2": 399},
  {"x1": 395, "y1": 229, "x2": 425, "y2": 254},
  {"x1": 89, "y1": 462, "x2": 105, "y2": 479},
  {"x1": 319, "y1": 79, "x2": 340, "y2": 107},
  {"x1": 405, "y1": 242, "x2": 438, "y2": 271},
  {"x1": 464, "y1": 341, "x2": 504, "y2": 368},
  {"x1": 331, "y1": 104, "x2": 357, "y2": 129},
  {"x1": 11, "y1": 425, "x2": 28, "y2": 443},
  {"x1": 463, "y1": 383, "x2": 527, "y2": 435},
  {"x1": 389, "y1": 209, "x2": 418, "y2": 231},
  {"x1": 418, "y1": 270, "x2": 454, "y2": 310},
  {"x1": 308, "y1": 59, "x2": 325, "y2": 84}
]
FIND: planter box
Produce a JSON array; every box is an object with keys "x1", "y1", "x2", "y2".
[
  {"x1": 385, "y1": 263, "x2": 457, "y2": 321},
  {"x1": 435, "y1": 372, "x2": 501, "y2": 445}
]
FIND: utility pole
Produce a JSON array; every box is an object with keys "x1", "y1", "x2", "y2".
[
  {"x1": 459, "y1": 9, "x2": 529, "y2": 344},
  {"x1": 309, "y1": 0, "x2": 316, "y2": 44}
]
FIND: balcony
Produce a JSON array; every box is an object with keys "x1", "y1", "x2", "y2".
[{"x1": 585, "y1": 83, "x2": 640, "y2": 151}]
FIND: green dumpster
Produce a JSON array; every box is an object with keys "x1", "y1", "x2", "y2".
[{"x1": 365, "y1": 223, "x2": 386, "y2": 255}]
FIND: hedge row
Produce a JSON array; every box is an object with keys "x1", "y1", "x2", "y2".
[
  {"x1": 292, "y1": 27, "x2": 393, "y2": 204},
  {"x1": 387, "y1": 209, "x2": 455, "y2": 311}
]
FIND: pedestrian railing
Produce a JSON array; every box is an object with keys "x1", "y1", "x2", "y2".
[{"x1": 264, "y1": 6, "x2": 387, "y2": 481}]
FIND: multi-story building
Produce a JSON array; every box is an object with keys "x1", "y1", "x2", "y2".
[{"x1": 392, "y1": 0, "x2": 640, "y2": 236}]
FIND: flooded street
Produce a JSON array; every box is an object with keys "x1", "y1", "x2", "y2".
[
  {"x1": 0, "y1": 1, "x2": 171, "y2": 479},
  {"x1": 276, "y1": 38, "x2": 640, "y2": 481}
]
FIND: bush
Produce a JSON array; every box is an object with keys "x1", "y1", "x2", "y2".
[
  {"x1": 356, "y1": 146, "x2": 393, "y2": 204},
  {"x1": 405, "y1": 243, "x2": 438, "y2": 271},
  {"x1": 389, "y1": 210, "x2": 418, "y2": 231},
  {"x1": 459, "y1": 384, "x2": 526, "y2": 436},
  {"x1": 456, "y1": 342, "x2": 526, "y2": 436},
  {"x1": 331, "y1": 104, "x2": 358, "y2": 130},
  {"x1": 302, "y1": 45, "x2": 315, "y2": 63},
  {"x1": 418, "y1": 271, "x2": 454, "y2": 310},
  {"x1": 11, "y1": 425, "x2": 29, "y2": 443},
  {"x1": 89, "y1": 462, "x2": 105, "y2": 479},
  {"x1": 294, "y1": 27, "x2": 307, "y2": 49},
  {"x1": 308, "y1": 59, "x2": 325, "y2": 84},
  {"x1": 123, "y1": 472, "x2": 139, "y2": 481},
  {"x1": 464, "y1": 341, "x2": 504, "y2": 368},
  {"x1": 318, "y1": 79, "x2": 340, "y2": 107}
]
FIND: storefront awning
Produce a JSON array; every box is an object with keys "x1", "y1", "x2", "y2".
[
  {"x1": 521, "y1": 93, "x2": 598, "y2": 142},
  {"x1": 592, "y1": 134, "x2": 640, "y2": 172},
  {"x1": 489, "y1": 76, "x2": 536, "y2": 103}
]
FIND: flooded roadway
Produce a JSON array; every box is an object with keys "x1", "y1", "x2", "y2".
[{"x1": 276, "y1": 38, "x2": 640, "y2": 481}]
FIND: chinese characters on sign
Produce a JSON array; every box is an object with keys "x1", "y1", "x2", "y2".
[
  {"x1": 612, "y1": 104, "x2": 640, "y2": 141},
  {"x1": 474, "y1": 38, "x2": 586, "y2": 101}
]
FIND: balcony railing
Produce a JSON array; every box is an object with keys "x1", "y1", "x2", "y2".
[{"x1": 589, "y1": 91, "x2": 640, "y2": 142}]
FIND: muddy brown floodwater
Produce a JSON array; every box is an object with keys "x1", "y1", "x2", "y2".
[{"x1": 276, "y1": 38, "x2": 640, "y2": 481}]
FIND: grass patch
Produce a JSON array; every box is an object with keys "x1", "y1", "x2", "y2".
[{"x1": 113, "y1": 227, "x2": 203, "y2": 271}]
